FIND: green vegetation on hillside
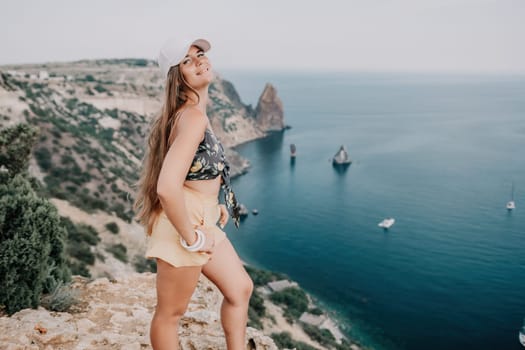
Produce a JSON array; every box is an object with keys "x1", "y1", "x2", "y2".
[
  {"x1": 245, "y1": 265, "x2": 288, "y2": 286},
  {"x1": 105, "y1": 221, "x2": 119, "y2": 234},
  {"x1": 270, "y1": 286, "x2": 309, "y2": 322},
  {"x1": 245, "y1": 265, "x2": 289, "y2": 328},
  {"x1": 133, "y1": 255, "x2": 157, "y2": 273},
  {"x1": 60, "y1": 216, "x2": 100, "y2": 277},
  {"x1": 271, "y1": 332, "x2": 318, "y2": 350},
  {"x1": 12, "y1": 76, "x2": 146, "y2": 222},
  {"x1": 106, "y1": 243, "x2": 128, "y2": 263}
]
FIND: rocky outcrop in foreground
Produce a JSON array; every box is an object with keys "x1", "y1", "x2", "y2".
[{"x1": 0, "y1": 273, "x2": 277, "y2": 350}]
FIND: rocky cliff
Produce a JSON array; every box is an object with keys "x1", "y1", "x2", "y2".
[
  {"x1": 208, "y1": 74, "x2": 266, "y2": 147},
  {"x1": 254, "y1": 83, "x2": 285, "y2": 132}
]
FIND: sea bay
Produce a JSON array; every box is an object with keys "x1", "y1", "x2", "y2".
[{"x1": 222, "y1": 71, "x2": 525, "y2": 350}]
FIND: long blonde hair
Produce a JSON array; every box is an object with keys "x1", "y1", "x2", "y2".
[{"x1": 134, "y1": 65, "x2": 200, "y2": 234}]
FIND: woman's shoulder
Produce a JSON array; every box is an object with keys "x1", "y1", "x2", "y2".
[{"x1": 175, "y1": 106, "x2": 207, "y2": 134}]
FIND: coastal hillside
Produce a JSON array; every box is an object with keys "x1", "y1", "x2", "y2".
[
  {"x1": 0, "y1": 58, "x2": 286, "y2": 279},
  {"x1": 0, "y1": 60, "x2": 364, "y2": 350},
  {"x1": 0, "y1": 60, "x2": 285, "y2": 290},
  {"x1": 0, "y1": 60, "x2": 284, "y2": 222}
]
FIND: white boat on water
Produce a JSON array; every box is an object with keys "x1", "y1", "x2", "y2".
[{"x1": 378, "y1": 218, "x2": 395, "y2": 229}]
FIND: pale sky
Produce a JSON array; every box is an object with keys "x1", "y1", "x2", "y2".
[{"x1": 1, "y1": 0, "x2": 524, "y2": 73}]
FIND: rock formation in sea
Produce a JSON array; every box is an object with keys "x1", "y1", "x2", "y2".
[{"x1": 254, "y1": 83, "x2": 285, "y2": 132}]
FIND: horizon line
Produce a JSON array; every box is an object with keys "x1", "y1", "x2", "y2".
[{"x1": 1, "y1": 57, "x2": 525, "y2": 77}]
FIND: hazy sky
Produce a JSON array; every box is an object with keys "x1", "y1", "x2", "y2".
[{"x1": 1, "y1": 0, "x2": 524, "y2": 73}]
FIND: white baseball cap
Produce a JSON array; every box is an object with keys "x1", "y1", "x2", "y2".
[{"x1": 158, "y1": 37, "x2": 211, "y2": 78}]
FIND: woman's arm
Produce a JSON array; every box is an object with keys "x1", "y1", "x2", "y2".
[{"x1": 156, "y1": 107, "x2": 207, "y2": 245}]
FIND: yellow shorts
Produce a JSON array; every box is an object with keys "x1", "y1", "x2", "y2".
[{"x1": 145, "y1": 186, "x2": 227, "y2": 267}]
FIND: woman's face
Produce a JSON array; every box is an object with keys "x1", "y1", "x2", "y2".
[{"x1": 179, "y1": 45, "x2": 213, "y2": 89}]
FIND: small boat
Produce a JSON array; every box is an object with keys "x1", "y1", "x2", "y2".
[
  {"x1": 252, "y1": 209, "x2": 259, "y2": 215},
  {"x1": 519, "y1": 318, "x2": 525, "y2": 346},
  {"x1": 507, "y1": 182, "x2": 516, "y2": 210},
  {"x1": 332, "y1": 145, "x2": 352, "y2": 166},
  {"x1": 378, "y1": 218, "x2": 395, "y2": 229},
  {"x1": 290, "y1": 144, "x2": 297, "y2": 158}
]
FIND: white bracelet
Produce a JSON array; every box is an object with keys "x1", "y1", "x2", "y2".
[{"x1": 180, "y1": 229, "x2": 206, "y2": 252}]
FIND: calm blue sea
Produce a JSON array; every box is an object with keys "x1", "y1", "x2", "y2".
[{"x1": 221, "y1": 70, "x2": 525, "y2": 350}]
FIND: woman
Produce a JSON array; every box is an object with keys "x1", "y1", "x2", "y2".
[{"x1": 134, "y1": 36, "x2": 253, "y2": 350}]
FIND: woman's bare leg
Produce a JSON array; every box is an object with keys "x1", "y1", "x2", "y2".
[
  {"x1": 150, "y1": 259, "x2": 202, "y2": 350},
  {"x1": 202, "y1": 239, "x2": 254, "y2": 350}
]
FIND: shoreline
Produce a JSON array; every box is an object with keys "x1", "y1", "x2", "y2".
[{"x1": 243, "y1": 262, "x2": 367, "y2": 350}]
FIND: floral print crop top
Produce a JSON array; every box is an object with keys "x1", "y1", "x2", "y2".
[{"x1": 186, "y1": 129, "x2": 241, "y2": 227}]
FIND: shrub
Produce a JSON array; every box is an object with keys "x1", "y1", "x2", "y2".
[
  {"x1": 335, "y1": 339, "x2": 356, "y2": 350},
  {"x1": 94, "y1": 84, "x2": 107, "y2": 93},
  {"x1": 248, "y1": 290, "x2": 266, "y2": 329},
  {"x1": 40, "y1": 280, "x2": 79, "y2": 312},
  {"x1": 309, "y1": 307, "x2": 324, "y2": 315},
  {"x1": 270, "y1": 332, "x2": 317, "y2": 350},
  {"x1": 270, "y1": 287, "x2": 309, "y2": 322},
  {"x1": 60, "y1": 217, "x2": 100, "y2": 246},
  {"x1": 106, "y1": 243, "x2": 128, "y2": 263},
  {"x1": 301, "y1": 323, "x2": 336, "y2": 347},
  {"x1": 66, "y1": 185, "x2": 78, "y2": 194},
  {"x1": 67, "y1": 242, "x2": 95, "y2": 265},
  {"x1": 106, "y1": 108, "x2": 119, "y2": 119},
  {"x1": 68, "y1": 259, "x2": 91, "y2": 278},
  {"x1": 60, "y1": 217, "x2": 99, "y2": 274},
  {"x1": 65, "y1": 98, "x2": 78, "y2": 110},
  {"x1": 133, "y1": 255, "x2": 157, "y2": 273},
  {"x1": 245, "y1": 265, "x2": 287, "y2": 287},
  {"x1": 0, "y1": 123, "x2": 37, "y2": 177},
  {"x1": 34, "y1": 147, "x2": 52, "y2": 171},
  {"x1": 100, "y1": 128, "x2": 114, "y2": 142},
  {"x1": 0, "y1": 180, "x2": 64, "y2": 312},
  {"x1": 0, "y1": 124, "x2": 70, "y2": 315},
  {"x1": 60, "y1": 153, "x2": 76, "y2": 166},
  {"x1": 249, "y1": 290, "x2": 266, "y2": 317},
  {"x1": 105, "y1": 222, "x2": 119, "y2": 234},
  {"x1": 50, "y1": 127, "x2": 62, "y2": 139},
  {"x1": 94, "y1": 251, "x2": 105, "y2": 262}
]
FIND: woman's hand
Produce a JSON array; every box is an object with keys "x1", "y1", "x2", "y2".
[
  {"x1": 218, "y1": 204, "x2": 229, "y2": 228},
  {"x1": 196, "y1": 226, "x2": 216, "y2": 254}
]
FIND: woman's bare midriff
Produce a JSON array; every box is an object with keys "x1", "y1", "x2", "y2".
[{"x1": 184, "y1": 176, "x2": 222, "y2": 196}]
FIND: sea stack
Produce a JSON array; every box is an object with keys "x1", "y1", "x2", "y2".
[{"x1": 254, "y1": 83, "x2": 285, "y2": 132}]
